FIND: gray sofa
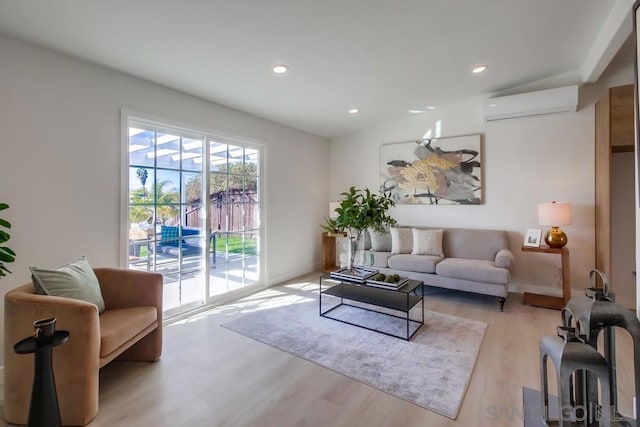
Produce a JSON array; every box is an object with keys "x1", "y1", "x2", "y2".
[{"x1": 358, "y1": 227, "x2": 514, "y2": 311}]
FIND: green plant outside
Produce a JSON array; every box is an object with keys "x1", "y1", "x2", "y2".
[{"x1": 215, "y1": 236, "x2": 258, "y2": 255}]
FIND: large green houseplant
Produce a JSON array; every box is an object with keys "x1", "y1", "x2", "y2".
[
  {"x1": 323, "y1": 186, "x2": 396, "y2": 272},
  {"x1": 0, "y1": 203, "x2": 16, "y2": 277}
]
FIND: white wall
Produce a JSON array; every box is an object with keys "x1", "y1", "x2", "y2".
[
  {"x1": 330, "y1": 58, "x2": 635, "y2": 298},
  {"x1": 0, "y1": 35, "x2": 329, "y2": 365},
  {"x1": 330, "y1": 98, "x2": 593, "y2": 295}
]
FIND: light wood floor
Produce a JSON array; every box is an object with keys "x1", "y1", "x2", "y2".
[{"x1": 2, "y1": 272, "x2": 637, "y2": 427}]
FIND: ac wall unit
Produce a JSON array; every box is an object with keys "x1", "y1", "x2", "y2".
[{"x1": 483, "y1": 85, "x2": 578, "y2": 121}]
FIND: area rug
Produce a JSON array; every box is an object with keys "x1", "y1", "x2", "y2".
[{"x1": 221, "y1": 298, "x2": 487, "y2": 419}]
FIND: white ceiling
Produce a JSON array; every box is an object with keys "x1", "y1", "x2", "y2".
[{"x1": 0, "y1": 0, "x2": 632, "y2": 138}]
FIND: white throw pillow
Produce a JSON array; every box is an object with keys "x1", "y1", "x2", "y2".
[
  {"x1": 390, "y1": 227, "x2": 413, "y2": 254},
  {"x1": 411, "y1": 228, "x2": 444, "y2": 257},
  {"x1": 368, "y1": 228, "x2": 392, "y2": 252}
]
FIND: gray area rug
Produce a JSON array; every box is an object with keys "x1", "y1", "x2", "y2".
[{"x1": 222, "y1": 297, "x2": 487, "y2": 419}]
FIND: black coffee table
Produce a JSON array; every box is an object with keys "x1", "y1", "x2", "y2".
[{"x1": 319, "y1": 274, "x2": 424, "y2": 340}]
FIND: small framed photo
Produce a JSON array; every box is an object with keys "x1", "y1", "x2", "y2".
[{"x1": 524, "y1": 228, "x2": 542, "y2": 247}]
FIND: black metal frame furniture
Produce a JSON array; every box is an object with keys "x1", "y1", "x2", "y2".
[
  {"x1": 533, "y1": 270, "x2": 640, "y2": 427},
  {"x1": 564, "y1": 295, "x2": 640, "y2": 425},
  {"x1": 539, "y1": 326, "x2": 612, "y2": 426},
  {"x1": 319, "y1": 274, "x2": 424, "y2": 341}
]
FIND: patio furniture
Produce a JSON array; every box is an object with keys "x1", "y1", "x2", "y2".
[{"x1": 151, "y1": 225, "x2": 216, "y2": 267}]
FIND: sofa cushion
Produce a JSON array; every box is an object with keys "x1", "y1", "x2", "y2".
[
  {"x1": 99, "y1": 306, "x2": 157, "y2": 358},
  {"x1": 362, "y1": 251, "x2": 393, "y2": 268},
  {"x1": 443, "y1": 228, "x2": 510, "y2": 261},
  {"x1": 368, "y1": 228, "x2": 392, "y2": 252},
  {"x1": 390, "y1": 227, "x2": 413, "y2": 254},
  {"x1": 436, "y1": 258, "x2": 510, "y2": 285},
  {"x1": 495, "y1": 249, "x2": 514, "y2": 269},
  {"x1": 360, "y1": 229, "x2": 372, "y2": 250},
  {"x1": 411, "y1": 228, "x2": 444, "y2": 256},
  {"x1": 388, "y1": 254, "x2": 443, "y2": 273},
  {"x1": 30, "y1": 257, "x2": 106, "y2": 313}
]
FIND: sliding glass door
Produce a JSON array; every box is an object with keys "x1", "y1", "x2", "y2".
[
  {"x1": 126, "y1": 118, "x2": 261, "y2": 315},
  {"x1": 208, "y1": 141, "x2": 260, "y2": 296}
]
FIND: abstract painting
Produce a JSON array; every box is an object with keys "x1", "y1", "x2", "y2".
[{"x1": 380, "y1": 134, "x2": 482, "y2": 205}]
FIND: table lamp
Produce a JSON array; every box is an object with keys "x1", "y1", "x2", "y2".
[{"x1": 537, "y1": 201, "x2": 572, "y2": 248}]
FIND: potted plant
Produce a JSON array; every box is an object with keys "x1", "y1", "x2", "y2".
[
  {"x1": 0, "y1": 203, "x2": 15, "y2": 277},
  {"x1": 322, "y1": 186, "x2": 396, "y2": 274}
]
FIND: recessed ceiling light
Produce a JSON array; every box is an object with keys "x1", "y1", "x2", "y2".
[
  {"x1": 426, "y1": 106, "x2": 436, "y2": 110},
  {"x1": 472, "y1": 65, "x2": 487, "y2": 74},
  {"x1": 273, "y1": 64, "x2": 289, "y2": 74},
  {"x1": 349, "y1": 108, "x2": 359, "y2": 114}
]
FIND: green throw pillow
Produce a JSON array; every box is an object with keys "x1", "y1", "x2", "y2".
[{"x1": 30, "y1": 257, "x2": 105, "y2": 313}]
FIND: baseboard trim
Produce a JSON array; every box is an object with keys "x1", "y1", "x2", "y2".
[
  {"x1": 509, "y1": 283, "x2": 583, "y2": 299},
  {"x1": 266, "y1": 263, "x2": 320, "y2": 287}
]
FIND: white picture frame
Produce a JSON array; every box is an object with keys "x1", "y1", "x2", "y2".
[{"x1": 524, "y1": 229, "x2": 542, "y2": 247}]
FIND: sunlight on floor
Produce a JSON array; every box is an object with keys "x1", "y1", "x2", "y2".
[{"x1": 167, "y1": 280, "x2": 318, "y2": 327}]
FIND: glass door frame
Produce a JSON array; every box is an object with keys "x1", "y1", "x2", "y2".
[{"x1": 121, "y1": 110, "x2": 266, "y2": 317}]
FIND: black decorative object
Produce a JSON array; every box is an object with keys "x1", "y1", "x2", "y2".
[
  {"x1": 539, "y1": 309, "x2": 612, "y2": 426},
  {"x1": 528, "y1": 269, "x2": 640, "y2": 426},
  {"x1": 564, "y1": 271, "x2": 640, "y2": 425},
  {"x1": 13, "y1": 318, "x2": 69, "y2": 427}
]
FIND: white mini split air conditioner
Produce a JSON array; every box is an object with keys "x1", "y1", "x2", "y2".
[{"x1": 483, "y1": 85, "x2": 579, "y2": 121}]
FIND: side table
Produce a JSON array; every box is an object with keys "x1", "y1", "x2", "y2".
[
  {"x1": 14, "y1": 330, "x2": 70, "y2": 427},
  {"x1": 522, "y1": 245, "x2": 570, "y2": 310},
  {"x1": 322, "y1": 232, "x2": 340, "y2": 273}
]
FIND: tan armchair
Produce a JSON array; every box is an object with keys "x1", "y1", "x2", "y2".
[{"x1": 4, "y1": 268, "x2": 163, "y2": 426}]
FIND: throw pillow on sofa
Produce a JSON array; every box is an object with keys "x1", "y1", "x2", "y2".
[
  {"x1": 30, "y1": 256, "x2": 106, "y2": 313},
  {"x1": 390, "y1": 227, "x2": 413, "y2": 254},
  {"x1": 369, "y1": 228, "x2": 392, "y2": 252},
  {"x1": 411, "y1": 228, "x2": 444, "y2": 256}
]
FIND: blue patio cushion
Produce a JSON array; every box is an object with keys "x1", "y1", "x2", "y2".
[
  {"x1": 181, "y1": 228, "x2": 199, "y2": 238},
  {"x1": 157, "y1": 227, "x2": 202, "y2": 257},
  {"x1": 159, "y1": 225, "x2": 180, "y2": 246}
]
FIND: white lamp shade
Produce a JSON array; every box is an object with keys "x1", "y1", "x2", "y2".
[
  {"x1": 329, "y1": 202, "x2": 341, "y2": 219},
  {"x1": 538, "y1": 201, "x2": 572, "y2": 226}
]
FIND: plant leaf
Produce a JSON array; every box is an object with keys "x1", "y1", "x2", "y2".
[
  {"x1": 0, "y1": 218, "x2": 10, "y2": 229},
  {"x1": 0, "y1": 252, "x2": 15, "y2": 263},
  {"x1": 0, "y1": 203, "x2": 8, "y2": 211},
  {"x1": 0, "y1": 246, "x2": 16, "y2": 256}
]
